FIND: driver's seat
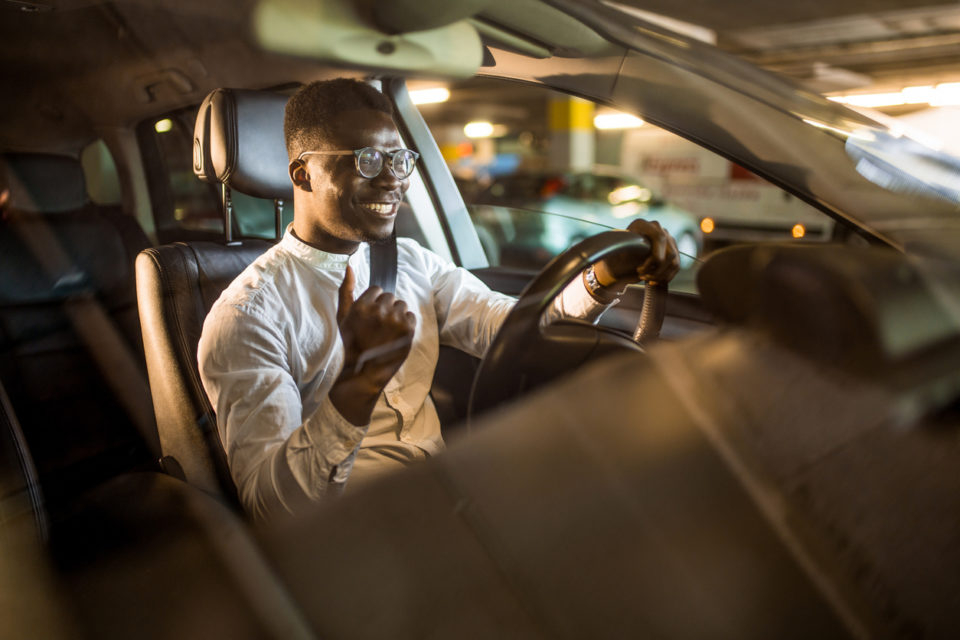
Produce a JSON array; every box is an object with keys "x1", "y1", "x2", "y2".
[{"x1": 136, "y1": 89, "x2": 291, "y2": 503}]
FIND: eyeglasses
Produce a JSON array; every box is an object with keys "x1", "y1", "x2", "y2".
[{"x1": 297, "y1": 147, "x2": 420, "y2": 180}]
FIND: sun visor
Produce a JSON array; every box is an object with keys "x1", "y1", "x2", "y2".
[{"x1": 252, "y1": 0, "x2": 483, "y2": 78}]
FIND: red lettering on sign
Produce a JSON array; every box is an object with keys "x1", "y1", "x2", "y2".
[{"x1": 642, "y1": 157, "x2": 700, "y2": 174}]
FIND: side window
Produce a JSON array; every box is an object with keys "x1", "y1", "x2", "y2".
[
  {"x1": 137, "y1": 109, "x2": 223, "y2": 243},
  {"x1": 136, "y1": 108, "x2": 295, "y2": 244},
  {"x1": 418, "y1": 78, "x2": 838, "y2": 293},
  {"x1": 80, "y1": 139, "x2": 122, "y2": 205}
]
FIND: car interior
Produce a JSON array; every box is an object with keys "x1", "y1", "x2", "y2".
[{"x1": 2, "y1": 0, "x2": 959, "y2": 638}]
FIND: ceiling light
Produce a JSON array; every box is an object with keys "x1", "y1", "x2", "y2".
[
  {"x1": 901, "y1": 86, "x2": 935, "y2": 104},
  {"x1": 594, "y1": 112, "x2": 645, "y2": 130},
  {"x1": 828, "y1": 92, "x2": 905, "y2": 108},
  {"x1": 829, "y1": 83, "x2": 960, "y2": 109},
  {"x1": 410, "y1": 87, "x2": 450, "y2": 105},
  {"x1": 930, "y1": 82, "x2": 960, "y2": 107},
  {"x1": 154, "y1": 118, "x2": 173, "y2": 133},
  {"x1": 464, "y1": 121, "x2": 494, "y2": 138}
]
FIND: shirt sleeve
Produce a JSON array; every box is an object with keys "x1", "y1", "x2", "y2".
[
  {"x1": 198, "y1": 304, "x2": 365, "y2": 519},
  {"x1": 418, "y1": 245, "x2": 613, "y2": 358}
]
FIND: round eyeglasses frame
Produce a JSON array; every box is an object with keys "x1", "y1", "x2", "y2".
[{"x1": 297, "y1": 147, "x2": 420, "y2": 180}]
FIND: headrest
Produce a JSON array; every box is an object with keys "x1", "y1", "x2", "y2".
[
  {"x1": 193, "y1": 88, "x2": 293, "y2": 201},
  {"x1": 697, "y1": 244, "x2": 960, "y2": 374},
  {"x1": 3, "y1": 153, "x2": 87, "y2": 213}
]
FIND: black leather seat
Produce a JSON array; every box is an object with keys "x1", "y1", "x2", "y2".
[
  {"x1": 137, "y1": 240, "x2": 271, "y2": 501},
  {"x1": 0, "y1": 152, "x2": 156, "y2": 514},
  {"x1": 136, "y1": 89, "x2": 292, "y2": 503}
]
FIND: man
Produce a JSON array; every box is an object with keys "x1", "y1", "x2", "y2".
[{"x1": 198, "y1": 79, "x2": 679, "y2": 518}]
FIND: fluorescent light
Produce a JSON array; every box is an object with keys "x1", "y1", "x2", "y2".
[
  {"x1": 410, "y1": 87, "x2": 450, "y2": 105},
  {"x1": 594, "y1": 112, "x2": 644, "y2": 130},
  {"x1": 829, "y1": 92, "x2": 905, "y2": 108},
  {"x1": 901, "y1": 85, "x2": 935, "y2": 104},
  {"x1": 829, "y1": 83, "x2": 960, "y2": 108},
  {"x1": 464, "y1": 121, "x2": 494, "y2": 138},
  {"x1": 930, "y1": 82, "x2": 960, "y2": 107},
  {"x1": 154, "y1": 118, "x2": 173, "y2": 133}
]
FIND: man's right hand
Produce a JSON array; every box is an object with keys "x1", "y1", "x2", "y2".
[{"x1": 329, "y1": 265, "x2": 416, "y2": 425}]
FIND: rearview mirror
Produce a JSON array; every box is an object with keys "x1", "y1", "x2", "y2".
[{"x1": 253, "y1": 0, "x2": 483, "y2": 78}]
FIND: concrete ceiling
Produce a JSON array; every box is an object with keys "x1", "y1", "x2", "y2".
[
  {"x1": 617, "y1": 0, "x2": 960, "y2": 96},
  {"x1": 422, "y1": 1, "x2": 960, "y2": 132}
]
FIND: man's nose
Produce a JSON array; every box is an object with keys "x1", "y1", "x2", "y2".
[{"x1": 372, "y1": 166, "x2": 402, "y2": 190}]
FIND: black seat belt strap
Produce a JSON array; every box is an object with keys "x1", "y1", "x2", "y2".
[{"x1": 369, "y1": 229, "x2": 398, "y2": 294}]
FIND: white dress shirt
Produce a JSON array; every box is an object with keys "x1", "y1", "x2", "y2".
[{"x1": 198, "y1": 230, "x2": 609, "y2": 518}]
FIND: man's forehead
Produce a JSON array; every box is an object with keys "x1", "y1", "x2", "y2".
[{"x1": 325, "y1": 109, "x2": 401, "y2": 149}]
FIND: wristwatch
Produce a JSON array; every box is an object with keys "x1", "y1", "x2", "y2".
[{"x1": 583, "y1": 265, "x2": 622, "y2": 304}]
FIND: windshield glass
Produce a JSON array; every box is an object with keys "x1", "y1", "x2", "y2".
[
  {"x1": 506, "y1": 0, "x2": 960, "y2": 263},
  {"x1": 844, "y1": 129, "x2": 960, "y2": 207},
  {"x1": 467, "y1": 204, "x2": 702, "y2": 291},
  {"x1": 420, "y1": 76, "x2": 838, "y2": 294}
]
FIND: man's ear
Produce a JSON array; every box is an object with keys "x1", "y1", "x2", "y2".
[
  {"x1": 289, "y1": 159, "x2": 312, "y2": 192},
  {"x1": 0, "y1": 188, "x2": 9, "y2": 213}
]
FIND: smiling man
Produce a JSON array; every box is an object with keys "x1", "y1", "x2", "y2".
[{"x1": 198, "y1": 79, "x2": 680, "y2": 518}]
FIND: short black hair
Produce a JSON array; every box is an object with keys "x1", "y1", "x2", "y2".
[{"x1": 284, "y1": 79, "x2": 394, "y2": 159}]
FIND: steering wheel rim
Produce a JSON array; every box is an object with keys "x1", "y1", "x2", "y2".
[{"x1": 468, "y1": 230, "x2": 661, "y2": 423}]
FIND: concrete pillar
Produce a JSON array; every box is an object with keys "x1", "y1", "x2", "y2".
[{"x1": 547, "y1": 96, "x2": 595, "y2": 171}]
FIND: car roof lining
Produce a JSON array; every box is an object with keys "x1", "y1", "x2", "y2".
[{"x1": 0, "y1": 0, "x2": 615, "y2": 154}]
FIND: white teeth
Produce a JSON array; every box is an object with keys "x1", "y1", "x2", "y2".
[{"x1": 363, "y1": 203, "x2": 394, "y2": 214}]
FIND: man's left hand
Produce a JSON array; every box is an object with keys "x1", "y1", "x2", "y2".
[{"x1": 592, "y1": 219, "x2": 681, "y2": 292}]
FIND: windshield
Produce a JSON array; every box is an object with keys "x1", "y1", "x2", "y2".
[
  {"x1": 468, "y1": 204, "x2": 701, "y2": 292},
  {"x1": 498, "y1": 0, "x2": 960, "y2": 263},
  {"x1": 844, "y1": 129, "x2": 960, "y2": 207}
]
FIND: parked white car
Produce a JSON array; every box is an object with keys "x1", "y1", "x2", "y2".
[{"x1": 472, "y1": 170, "x2": 701, "y2": 267}]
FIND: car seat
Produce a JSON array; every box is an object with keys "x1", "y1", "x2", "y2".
[
  {"x1": 0, "y1": 152, "x2": 156, "y2": 514},
  {"x1": 136, "y1": 89, "x2": 290, "y2": 505}
]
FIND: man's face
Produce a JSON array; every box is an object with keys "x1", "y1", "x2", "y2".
[{"x1": 294, "y1": 108, "x2": 410, "y2": 252}]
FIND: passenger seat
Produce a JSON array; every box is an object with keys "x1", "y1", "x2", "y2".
[{"x1": 0, "y1": 152, "x2": 157, "y2": 516}]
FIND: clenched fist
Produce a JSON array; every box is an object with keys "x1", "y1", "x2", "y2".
[{"x1": 329, "y1": 265, "x2": 417, "y2": 426}]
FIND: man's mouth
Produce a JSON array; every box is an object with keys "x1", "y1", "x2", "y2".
[{"x1": 358, "y1": 202, "x2": 398, "y2": 217}]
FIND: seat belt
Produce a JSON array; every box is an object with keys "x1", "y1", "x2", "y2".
[{"x1": 368, "y1": 229, "x2": 398, "y2": 294}]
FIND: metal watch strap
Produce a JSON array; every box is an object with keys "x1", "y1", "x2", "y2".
[{"x1": 584, "y1": 265, "x2": 620, "y2": 304}]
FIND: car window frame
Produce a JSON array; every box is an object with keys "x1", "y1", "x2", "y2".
[{"x1": 385, "y1": 77, "x2": 489, "y2": 269}]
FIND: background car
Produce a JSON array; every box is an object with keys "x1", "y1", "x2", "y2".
[{"x1": 471, "y1": 170, "x2": 701, "y2": 267}]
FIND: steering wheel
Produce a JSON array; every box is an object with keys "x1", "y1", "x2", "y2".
[{"x1": 467, "y1": 231, "x2": 668, "y2": 423}]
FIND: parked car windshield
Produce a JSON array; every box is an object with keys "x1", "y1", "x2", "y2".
[{"x1": 417, "y1": 76, "x2": 840, "y2": 295}]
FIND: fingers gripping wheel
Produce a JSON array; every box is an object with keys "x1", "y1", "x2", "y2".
[{"x1": 467, "y1": 231, "x2": 667, "y2": 424}]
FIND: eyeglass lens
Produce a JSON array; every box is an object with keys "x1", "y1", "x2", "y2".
[{"x1": 356, "y1": 148, "x2": 416, "y2": 179}]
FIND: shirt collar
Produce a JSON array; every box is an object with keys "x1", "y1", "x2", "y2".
[{"x1": 280, "y1": 225, "x2": 359, "y2": 271}]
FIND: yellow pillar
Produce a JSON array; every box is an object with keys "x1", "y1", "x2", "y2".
[{"x1": 547, "y1": 96, "x2": 595, "y2": 171}]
